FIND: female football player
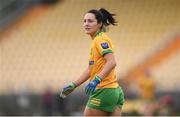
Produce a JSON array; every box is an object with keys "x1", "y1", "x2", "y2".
[{"x1": 61, "y1": 8, "x2": 124, "y2": 116}]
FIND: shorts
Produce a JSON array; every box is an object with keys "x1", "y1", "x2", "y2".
[{"x1": 86, "y1": 87, "x2": 125, "y2": 112}]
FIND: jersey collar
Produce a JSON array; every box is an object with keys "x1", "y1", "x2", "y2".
[{"x1": 93, "y1": 30, "x2": 104, "y2": 39}]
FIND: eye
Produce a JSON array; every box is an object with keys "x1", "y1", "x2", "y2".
[{"x1": 88, "y1": 19, "x2": 94, "y2": 23}]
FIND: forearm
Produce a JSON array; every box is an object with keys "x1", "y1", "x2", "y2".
[
  {"x1": 73, "y1": 67, "x2": 90, "y2": 87},
  {"x1": 85, "y1": 60, "x2": 116, "y2": 95},
  {"x1": 97, "y1": 60, "x2": 116, "y2": 79}
]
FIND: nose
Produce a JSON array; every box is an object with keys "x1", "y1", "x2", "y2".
[{"x1": 83, "y1": 21, "x2": 88, "y2": 27}]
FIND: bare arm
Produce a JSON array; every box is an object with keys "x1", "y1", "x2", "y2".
[
  {"x1": 97, "y1": 53, "x2": 116, "y2": 79},
  {"x1": 73, "y1": 66, "x2": 90, "y2": 86}
]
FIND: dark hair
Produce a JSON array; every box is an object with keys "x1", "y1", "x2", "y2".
[{"x1": 87, "y1": 8, "x2": 117, "y2": 30}]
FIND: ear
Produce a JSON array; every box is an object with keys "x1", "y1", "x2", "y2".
[{"x1": 98, "y1": 22, "x2": 103, "y2": 28}]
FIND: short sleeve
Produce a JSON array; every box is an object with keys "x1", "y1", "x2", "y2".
[{"x1": 95, "y1": 38, "x2": 113, "y2": 56}]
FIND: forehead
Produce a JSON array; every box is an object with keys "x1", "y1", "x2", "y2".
[{"x1": 84, "y1": 13, "x2": 96, "y2": 20}]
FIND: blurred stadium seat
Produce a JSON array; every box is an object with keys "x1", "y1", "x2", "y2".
[
  {"x1": 0, "y1": 0, "x2": 179, "y2": 93},
  {"x1": 0, "y1": 0, "x2": 179, "y2": 115}
]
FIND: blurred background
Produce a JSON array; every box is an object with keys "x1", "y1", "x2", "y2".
[{"x1": 0, "y1": 0, "x2": 179, "y2": 116}]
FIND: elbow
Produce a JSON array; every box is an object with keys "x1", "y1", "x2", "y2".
[
  {"x1": 107, "y1": 60, "x2": 116, "y2": 68},
  {"x1": 113, "y1": 61, "x2": 117, "y2": 68},
  {"x1": 111, "y1": 60, "x2": 116, "y2": 68},
  {"x1": 106, "y1": 58, "x2": 117, "y2": 68}
]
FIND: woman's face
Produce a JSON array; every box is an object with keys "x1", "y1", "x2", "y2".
[{"x1": 83, "y1": 13, "x2": 102, "y2": 36}]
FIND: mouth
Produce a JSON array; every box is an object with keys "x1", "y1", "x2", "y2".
[{"x1": 85, "y1": 27, "x2": 91, "y2": 31}]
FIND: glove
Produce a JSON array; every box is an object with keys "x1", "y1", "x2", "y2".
[
  {"x1": 85, "y1": 75, "x2": 102, "y2": 95},
  {"x1": 60, "y1": 82, "x2": 77, "y2": 98}
]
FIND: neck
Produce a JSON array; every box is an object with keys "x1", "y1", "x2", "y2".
[{"x1": 90, "y1": 30, "x2": 102, "y2": 39}]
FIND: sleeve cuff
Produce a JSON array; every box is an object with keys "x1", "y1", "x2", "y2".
[{"x1": 101, "y1": 49, "x2": 113, "y2": 56}]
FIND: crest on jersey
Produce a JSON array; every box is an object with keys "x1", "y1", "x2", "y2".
[{"x1": 101, "y1": 42, "x2": 109, "y2": 49}]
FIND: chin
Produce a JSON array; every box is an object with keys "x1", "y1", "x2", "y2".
[{"x1": 85, "y1": 31, "x2": 91, "y2": 35}]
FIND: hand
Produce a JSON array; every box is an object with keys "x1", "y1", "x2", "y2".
[
  {"x1": 85, "y1": 76, "x2": 102, "y2": 95},
  {"x1": 60, "y1": 82, "x2": 76, "y2": 98}
]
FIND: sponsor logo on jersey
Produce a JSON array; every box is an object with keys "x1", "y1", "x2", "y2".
[{"x1": 89, "y1": 61, "x2": 94, "y2": 65}]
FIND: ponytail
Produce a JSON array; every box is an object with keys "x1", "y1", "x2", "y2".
[{"x1": 99, "y1": 8, "x2": 117, "y2": 26}]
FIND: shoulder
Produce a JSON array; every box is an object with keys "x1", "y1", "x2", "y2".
[{"x1": 94, "y1": 32, "x2": 111, "y2": 43}]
